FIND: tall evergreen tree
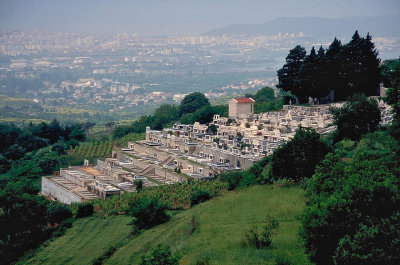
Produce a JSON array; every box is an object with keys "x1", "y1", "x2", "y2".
[
  {"x1": 340, "y1": 31, "x2": 380, "y2": 100},
  {"x1": 325, "y1": 37, "x2": 345, "y2": 100},
  {"x1": 299, "y1": 47, "x2": 318, "y2": 100},
  {"x1": 277, "y1": 45, "x2": 307, "y2": 103},
  {"x1": 314, "y1": 46, "x2": 331, "y2": 100}
]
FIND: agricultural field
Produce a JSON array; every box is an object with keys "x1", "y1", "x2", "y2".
[
  {"x1": 68, "y1": 141, "x2": 114, "y2": 165},
  {"x1": 27, "y1": 184, "x2": 310, "y2": 265},
  {"x1": 66, "y1": 133, "x2": 144, "y2": 165}
]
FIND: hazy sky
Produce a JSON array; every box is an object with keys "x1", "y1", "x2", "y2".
[{"x1": 1, "y1": 0, "x2": 399, "y2": 35}]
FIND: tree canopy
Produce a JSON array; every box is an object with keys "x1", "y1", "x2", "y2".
[
  {"x1": 270, "y1": 128, "x2": 331, "y2": 182},
  {"x1": 179, "y1": 92, "x2": 210, "y2": 116},
  {"x1": 332, "y1": 94, "x2": 381, "y2": 142},
  {"x1": 302, "y1": 132, "x2": 400, "y2": 265},
  {"x1": 277, "y1": 31, "x2": 381, "y2": 102}
]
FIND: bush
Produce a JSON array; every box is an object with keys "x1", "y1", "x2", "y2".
[
  {"x1": 75, "y1": 202, "x2": 94, "y2": 218},
  {"x1": 129, "y1": 197, "x2": 170, "y2": 229},
  {"x1": 46, "y1": 203, "x2": 73, "y2": 224},
  {"x1": 220, "y1": 171, "x2": 243, "y2": 190},
  {"x1": 241, "y1": 216, "x2": 279, "y2": 249},
  {"x1": 302, "y1": 146, "x2": 400, "y2": 265},
  {"x1": 270, "y1": 128, "x2": 331, "y2": 182},
  {"x1": 190, "y1": 189, "x2": 211, "y2": 206},
  {"x1": 92, "y1": 244, "x2": 118, "y2": 265},
  {"x1": 332, "y1": 94, "x2": 381, "y2": 142},
  {"x1": 140, "y1": 244, "x2": 180, "y2": 265},
  {"x1": 134, "y1": 179, "x2": 143, "y2": 193}
]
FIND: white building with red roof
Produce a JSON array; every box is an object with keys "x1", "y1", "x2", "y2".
[{"x1": 229, "y1": 97, "x2": 255, "y2": 118}]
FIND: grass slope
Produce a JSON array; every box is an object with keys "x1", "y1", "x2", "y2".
[
  {"x1": 27, "y1": 185, "x2": 310, "y2": 265},
  {"x1": 26, "y1": 215, "x2": 132, "y2": 265},
  {"x1": 108, "y1": 184, "x2": 309, "y2": 265}
]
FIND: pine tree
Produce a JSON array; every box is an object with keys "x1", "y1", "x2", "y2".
[
  {"x1": 340, "y1": 31, "x2": 380, "y2": 100},
  {"x1": 277, "y1": 45, "x2": 307, "y2": 103},
  {"x1": 315, "y1": 45, "x2": 331, "y2": 100},
  {"x1": 325, "y1": 37, "x2": 345, "y2": 101},
  {"x1": 299, "y1": 47, "x2": 318, "y2": 100}
]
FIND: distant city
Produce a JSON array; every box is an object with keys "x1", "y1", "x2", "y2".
[{"x1": 0, "y1": 29, "x2": 399, "y2": 123}]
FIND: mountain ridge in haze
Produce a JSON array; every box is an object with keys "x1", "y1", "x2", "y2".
[{"x1": 204, "y1": 15, "x2": 400, "y2": 38}]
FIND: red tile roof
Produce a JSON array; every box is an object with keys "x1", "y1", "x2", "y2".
[{"x1": 233, "y1": 97, "x2": 255, "y2": 103}]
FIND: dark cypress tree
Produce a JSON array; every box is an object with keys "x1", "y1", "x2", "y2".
[
  {"x1": 325, "y1": 37, "x2": 345, "y2": 101},
  {"x1": 299, "y1": 47, "x2": 318, "y2": 100},
  {"x1": 277, "y1": 45, "x2": 307, "y2": 103},
  {"x1": 340, "y1": 31, "x2": 380, "y2": 100},
  {"x1": 315, "y1": 45, "x2": 331, "y2": 100}
]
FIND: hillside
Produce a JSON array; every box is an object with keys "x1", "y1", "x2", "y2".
[
  {"x1": 26, "y1": 185, "x2": 310, "y2": 265},
  {"x1": 25, "y1": 215, "x2": 132, "y2": 265},
  {"x1": 205, "y1": 15, "x2": 400, "y2": 38}
]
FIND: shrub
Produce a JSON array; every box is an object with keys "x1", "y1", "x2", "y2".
[
  {"x1": 130, "y1": 197, "x2": 170, "y2": 229},
  {"x1": 134, "y1": 179, "x2": 143, "y2": 193},
  {"x1": 332, "y1": 94, "x2": 381, "y2": 142},
  {"x1": 140, "y1": 244, "x2": 180, "y2": 265},
  {"x1": 241, "y1": 216, "x2": 279, "y2": 249},
  {"x1": 190, "y1": 189, "x2": 211, "y2": 206},
  {"x1": 302, "y1": 154, "x2": 400, "y2": 265},
  {"x1": 220, "y1": 171, "x2": 243, "y2": 190},
  {"x1": 75, "y1": 202, "x2": 94, "y2": 218},
  {"x1": 270, "y1": 128, "x2": 331, "y2": 182},
  {"x1": 46, "y1": 203, "x2": 72, "y2": 224},
  {"x1": 92, "y1": 244, "x2": 119, "y2": 265}
]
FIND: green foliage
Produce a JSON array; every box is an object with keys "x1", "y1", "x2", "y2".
[
  {"x1": 180, "y1": 105, "x2": 228, "y2": 124},
  {"x1": 270, "y1": 128, "x2": 331, "y2": 182},
  {"x1": 241, "y1": 216, "x2": 279, "y2": 249},
  {"x1": 220, "y1": 156, "x2": 273, "y2": 190},
  {"x1": 384, "y1": 58, "x2": 400, "y2": 143},
  {"x1": 380, "y1": 58, "x2": 400, "y2": 87},
  {"x1": 190, "y1": 189, "x2": 211, "y2": 206},
  {"x1": 277, "y1": 32, "x2": 381, "y2": 102},
  {"x1": 255, "y1": 86, "x2": 275, "y2": 101},
  {"x1": 220, "y1": 171, "x2": 245, "y2": 190},
  {"x1": 206, "y1": 124, "x2": 217, "y2": 135},
  {"x1": 332, "y1": 94, "x2": 381, "y2": 142},
  {"x1": 129, "y1": 197, "x2": 170, "y2": 229},
  {"x1": 95, "y1": 180, "x2": 227, "y2": 215},
  {"x1": 92, "y1": 244, "x2": 119, "y2": 265},
  {"x1": 28, "y1": 185, "x2": 310, "y2": 265},
  {"x1": 277, "y1": 45, "x2": 307, "y2": 103},
  {"x1": 51, "y1": 141, "x2": 67, "y2": 155},
  {"x1": 0, "y1": 154, "x2": 10, "y2": 174},
  {"x1": 140, "y1": 244, "x2": 180, "y2": 265},
  {"x1": 46, "y1": 203, "x2": 73, "y2": 225},
  {"x1": 301, "y1": 131, "x2": 400, "y2": 265},
  {"x1": 179, "y1": 92, "x2": 210, "y2": 116},
  {"x1": 75, "y1": 202, "x2": 94, "y2": 218},
  {"x1": 0, "y1": 182, "x2": 50, "y2": 265},
  {"x1": 134, "y1": 179, "x2": 144, "y2": 193},
  {"x1": 26, "y1": 215, "x2": 132, "y2": 265}
]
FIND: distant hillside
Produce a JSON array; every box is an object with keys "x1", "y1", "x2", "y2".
[
  {"x1": 205, "y1": 15, "x2": 400, "y2": 38},
  {"x1": 26, "y1": 185, "x2": 310, "y2": 265}
]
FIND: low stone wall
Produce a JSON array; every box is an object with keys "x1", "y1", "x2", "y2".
[
  {"x1": 42, "y1": 177, "x2": 83, "y2": 204},
  {"x1": 154, "y1": 167, "x2": 181, "y2": 182}
]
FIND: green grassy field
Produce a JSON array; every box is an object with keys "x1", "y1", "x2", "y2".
[
  {"x1": 25, "y1": 215, "x2": 132, "y2": 265},
  {"x1": 26, "y1": 185, "x2": 311, "y2": 265}
]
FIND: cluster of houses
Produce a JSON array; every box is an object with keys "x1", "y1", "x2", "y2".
[{"x1": 41, "y1": 96, "x2": 393, "y2": 204}]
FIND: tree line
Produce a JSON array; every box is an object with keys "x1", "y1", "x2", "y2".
[
  {"x1": 277, "y1": 31, "x2": 381, "y2": 103},
  {"x1": 113, "y1": 87, "x2": 285, "y2": 139},
  {"x1": 0, "y1": 119, "x2": 88, "y2": 264}
]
